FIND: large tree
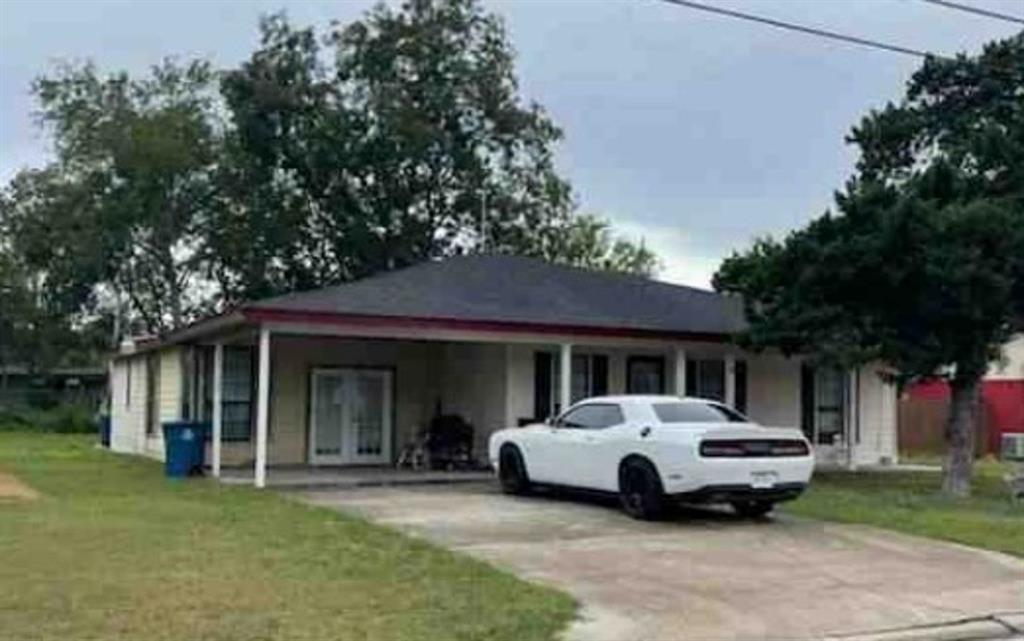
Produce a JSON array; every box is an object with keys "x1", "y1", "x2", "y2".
[
  {"x1": 2, "y1": 0, "x2": 657, "y2": 361},
  {"x1": 4, "y1": 60, "x2": 219, "y2": 335},
  {"x1": 0, "y1": 186, "x2": 108, "y2": 376},
  {"x1": 210, "y1": 3, "x2": 655, "y2": 303},
  {"x1": 714, "y1": 34, "x2": 1024, "y2": 496}
]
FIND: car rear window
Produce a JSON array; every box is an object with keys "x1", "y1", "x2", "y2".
[{"x1": 653, "y1": 402, "x2": 748, "y2": 423}]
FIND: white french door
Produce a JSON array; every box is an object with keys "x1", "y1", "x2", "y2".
[{"x1": 309, "y1": 368, "x2": 393, "y2": 465}]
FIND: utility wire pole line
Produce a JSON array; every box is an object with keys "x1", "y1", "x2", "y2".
[
  {"x1": 655, "y1": 0, "x2": 949, "y2": 59},
  {"x1": 920, "y1": 0, "x2": 1024, "y2": 26}
]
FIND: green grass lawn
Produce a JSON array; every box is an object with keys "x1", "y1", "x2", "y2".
[
  {"x1": 0, "y1": 433, "x2": 575, "y2": 641},
  {"x1": 784, "y1": 459, "x2": 1024, "y2": 558}
]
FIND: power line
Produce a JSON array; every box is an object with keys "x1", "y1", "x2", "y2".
[
  {"x1": 655, "y1": 0, "x2": 947, "y2": 59},
  {"x1": 920, "y1": 0, "x2": 1024, "y2": 26}
]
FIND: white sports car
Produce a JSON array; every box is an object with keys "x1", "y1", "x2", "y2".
[{"x1": 488, "y1": 395, "x2": 814, "y2": 519}]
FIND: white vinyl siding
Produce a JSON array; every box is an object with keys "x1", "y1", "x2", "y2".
[
  {"x1": 108, "y1": 346, "x2": 186, "y2": 461},
  {"x1": 109, "y1": 355, "x2": 148, "y2": 454},
  {"x1": 851, "y1": 365, "x2": 899, "y2": 466},
  {"x1": 744, "y1": 355, "x2": 802, "y2": 429},
  {"x1": 988, "y1": 335, "x2": 1024, "y2": 381}
]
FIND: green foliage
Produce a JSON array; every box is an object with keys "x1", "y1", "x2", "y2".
[
  {"x1": 540, "y1": 214, "x2": 659, "y2": 276},
  {"x1": 714, "y1": 33, "x2": 1024, "y2": 384},
  {"x1": 2, "y1": 59, "x2": 218, "y2": 345},
  {"x1": 210, "y1": 4, "x2": 657, "y2": 301},
  {"x1": 714, "y1": 33, "x2": 1024, "y2": 496},
  {"x1": 0, "y1": 405, "x2": 98, "y2": 434},
  {"x1": 0, "y1": 214, "x2": 109, "y2": 372},
  {"x1": 715, "y1": 172, "x2": 1022, "y2": 380},
  {"x1": 1, "y1": 0, "x2": 658, "y2": 349}
]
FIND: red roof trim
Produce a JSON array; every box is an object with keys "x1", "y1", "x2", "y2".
[{"x1": 243, "y1": 306, "x2": 732, "y2": 343}]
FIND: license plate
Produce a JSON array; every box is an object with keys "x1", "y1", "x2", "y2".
[{"x1": 750, "y1": 471, "x2": 778, "y2": 488}]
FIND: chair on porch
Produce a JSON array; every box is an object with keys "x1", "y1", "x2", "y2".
[{"x1": 397, "y1": 414, "x2": 476, "y2": 471}]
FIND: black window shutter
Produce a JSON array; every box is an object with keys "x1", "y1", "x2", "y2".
[
  {"x1": 685, "y1": 360, "x2": 697, "y2": 396},
  {"x1": 592, "y1": 355, "x2": 609, "y2": 396},
  {"x1": 734, "y1": 360, "x2": 748, "y2": 413},
  {"x1": 534, "y1": 352, "x2": 552, "y2": 420},
  {"x1": 801, "y1": 363, "x2": 815, "y2": 439}
]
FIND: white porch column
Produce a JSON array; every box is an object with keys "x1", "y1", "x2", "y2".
[
  {"x1": 559, "y1": 343, "x2": 572, "y2": 413},
  {"x1": 211, "y1": 342, "x2": 223, "y2": 478},
  {"x1": 254, "y1": 326, "x2": 270, "y2": 489},
  {"x1": 673, "y1": 346, "x2": 687, "y2": 397},
  {"x1": 846, "y1": 369, "x2": 859, "y2": 470},
  {"x1": 724, "y1": 353, "x2": 736, "y2": 408}
]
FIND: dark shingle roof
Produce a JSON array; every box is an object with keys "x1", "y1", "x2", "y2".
[{"x1": 247, "y1": 255, "x2": 745, "y2": 337}]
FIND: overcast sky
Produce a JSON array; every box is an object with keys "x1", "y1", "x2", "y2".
[{"x1": 1, "y1": 0, "x2": 1020, "y2": 287}]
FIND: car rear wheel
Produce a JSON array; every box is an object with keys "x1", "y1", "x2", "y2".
[
  {"x1": 498, "y1": 445, "x2": 531, "y2": 495},
  {"x1": 731, "y1": 500, "x2": 774, "y2": 518},
  {"x1": 618, "y1": 458, "x2": 666, "y2": 520}
]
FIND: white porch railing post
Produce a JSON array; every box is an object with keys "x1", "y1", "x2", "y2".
[
  {"x1": 847, "y1": 368, "x2": 858, "y2": 470},
  {"x1": 255, "y1": 326, "x2": 271, "y2": 489},
  {"x1": 724, "y1": 354, "x2": 736, "y2": 408},
  {"x1": 674, "y1": 346, "x2": 687, "y2": 397},
  {"x1": 559, "y1": 343, "x2": 572, "y2": 414},
  {"x1": 211, "y1": 342, "x2": 223, "y2": 478}
]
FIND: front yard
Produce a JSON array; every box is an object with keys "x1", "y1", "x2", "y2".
[
  {"x1": 0, "y1": 433, "x2": 575, "y2": 641},
  {"x1": 2, "y1": 433, "x2": 1021, "y2": 641},
  {"x1": 784, "y1": 460, "x2": 1024, "y2": 558}
]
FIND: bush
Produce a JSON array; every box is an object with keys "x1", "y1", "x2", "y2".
[
  {"x1": 0, "y1": 405, "x2": 99, "y2": 434},
  {"x1": 24, "y1": 388, "x2": 62, "y2": 410}
]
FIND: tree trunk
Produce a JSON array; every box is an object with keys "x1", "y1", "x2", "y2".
[
  {"x1": 942, "y1": 372, "x2": 981, "y2": 497},
  {"x1": 160, "y1": 245, "x2": 183, "y2": 330}
]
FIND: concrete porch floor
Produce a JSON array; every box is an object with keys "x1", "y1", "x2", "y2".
[{"x1": 216, "y1": 465, "x2": 494, "y2": 490}]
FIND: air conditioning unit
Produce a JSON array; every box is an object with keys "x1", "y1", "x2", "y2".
[{"x1": 1001, "y1": 433, "x2": 1024, "y2": 461}]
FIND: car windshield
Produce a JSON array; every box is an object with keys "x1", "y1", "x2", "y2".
[{"x1": 652, "y1": 401, "x2": 748, "y2": 424}]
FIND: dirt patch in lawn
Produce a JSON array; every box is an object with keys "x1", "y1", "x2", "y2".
[{"x1": 0, "y1": 469, "x2": 39, "y2": 500}]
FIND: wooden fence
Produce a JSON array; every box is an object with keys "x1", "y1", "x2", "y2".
[{"x1": 898, "y1": 395, "x2": 989, "y2": 457}]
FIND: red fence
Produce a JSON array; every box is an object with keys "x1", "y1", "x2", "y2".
[{"x1": 901, "y1": 379, "x2": 1024, "y2": 456}]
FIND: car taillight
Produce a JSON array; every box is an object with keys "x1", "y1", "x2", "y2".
[
  {"x1": 700, "y1": 443, "x2": 748, "y2": 457},
  {"x1": 770, "y1": 442, "x2": 809, "y2": 456},
  {"x1": 700, "y1": 439, "x2": 809, "y2": 457}
]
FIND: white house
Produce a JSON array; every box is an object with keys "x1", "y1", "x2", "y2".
[{"x1": 108, "y1": 255, "x2": 899, "y2": 487}]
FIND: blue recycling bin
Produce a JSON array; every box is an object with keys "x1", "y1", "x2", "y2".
[{"x1": 162, "y1": 421, "x2": 209, "y2": 477}]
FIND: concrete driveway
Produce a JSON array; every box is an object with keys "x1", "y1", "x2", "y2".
[{"x1": 294, "y1": 483, "x2": 1024, "y2": 641}]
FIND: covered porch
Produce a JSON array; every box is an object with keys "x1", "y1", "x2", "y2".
[
  {"x1": 173, "y1": 316, "x2": 891, "y2": 489},
  {"x1": 109, "y1": 257, "x2": 899, "y2": 485},
  {"x1": 187, "y1": 321, "x2": 746, "y2": 488}
]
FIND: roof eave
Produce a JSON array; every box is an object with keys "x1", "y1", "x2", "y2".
[
  {"x1": 243, "y1": 306, "x2": 735, "y2": 343},
  {"x1": 111, "y1": 310, "x2": 249, "y2": 359}
]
